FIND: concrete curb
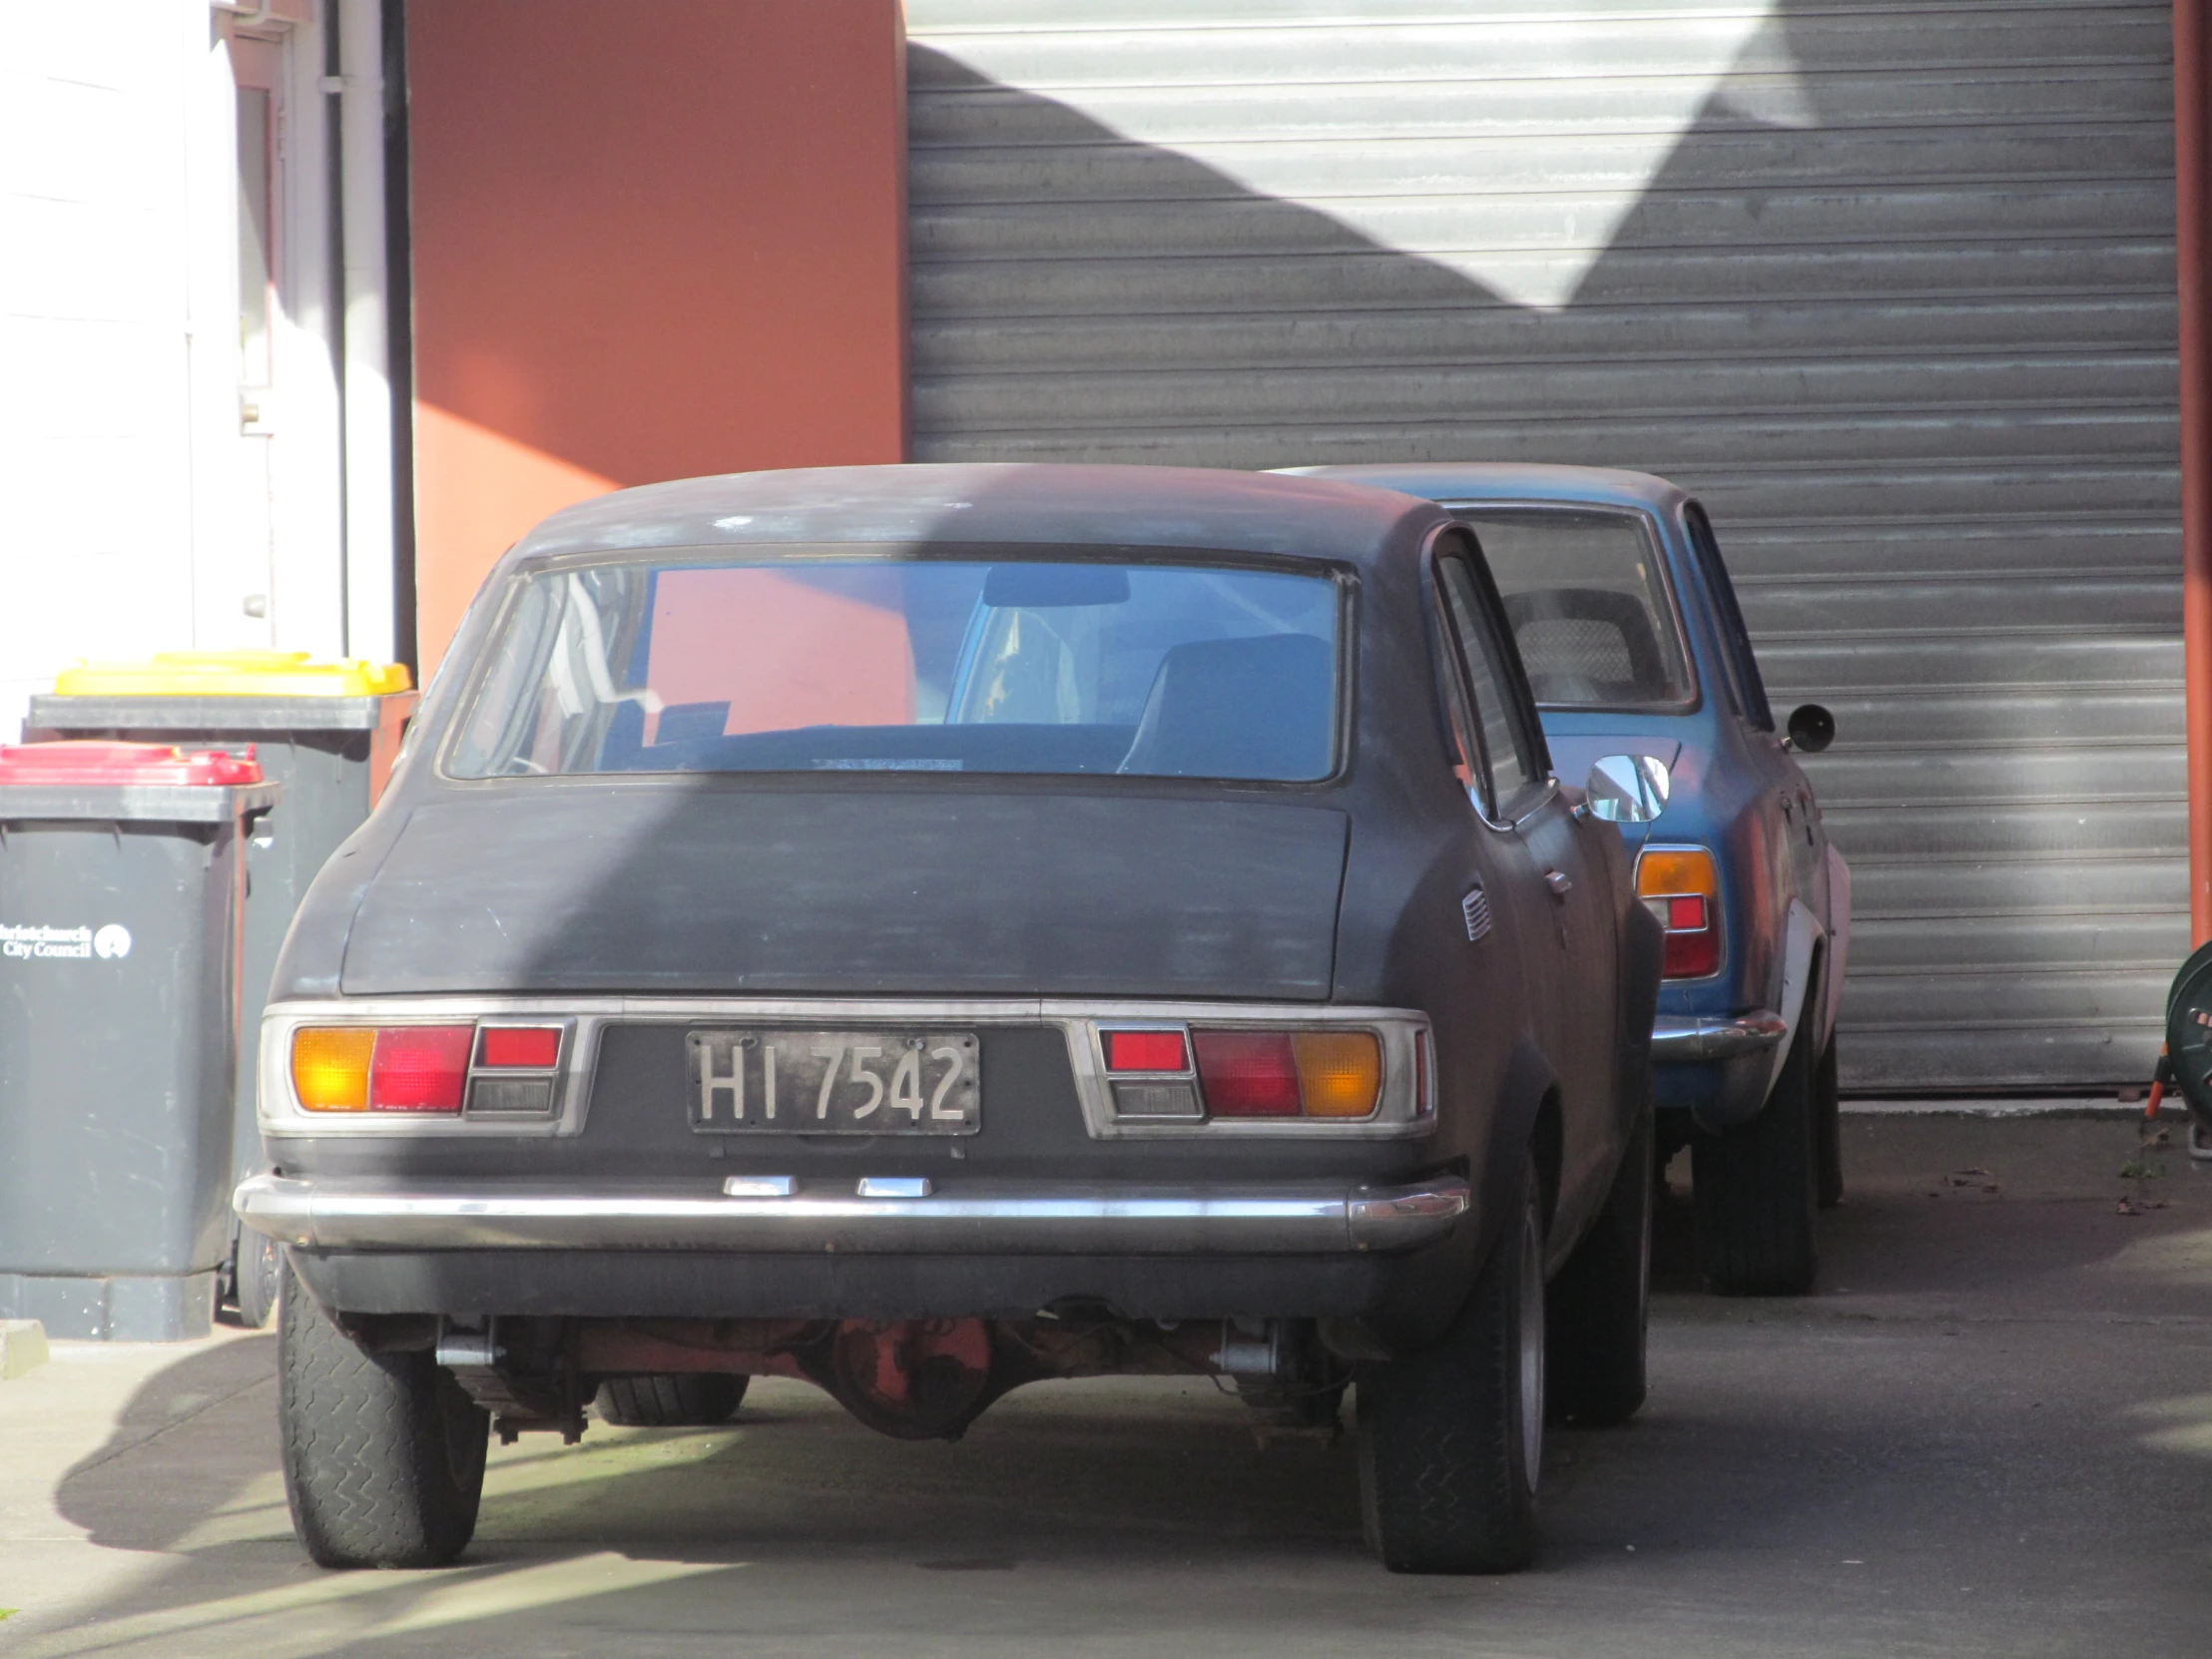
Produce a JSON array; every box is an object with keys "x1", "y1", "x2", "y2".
[
  {"x1": 0, "y1": 1321, "x2": 48, "y2": 1381},
  {"x1": 1843, "y1": 1099, "x2": 2151, "y2": 1119}
]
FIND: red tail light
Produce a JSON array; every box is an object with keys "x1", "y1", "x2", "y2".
[
  {"x1": 1104, "y1": 1029, "x2": 1188, "y2": 1073},
  {"x1": 366, "y1": 1026, "x2": 473, "y2": 1111},
  {"x1": 1662, "y1": 932, "x2": 1718, "y2": 979},
  {"x1": 478, "y1": 1025, "x2": 563, "y2": 1069},
  {"x1": 1192, "y1": 1031, "x2": 1302, "y2": 1117}
]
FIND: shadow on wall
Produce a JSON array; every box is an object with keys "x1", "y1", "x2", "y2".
[
  {"x1": 901, "y1": 7, "x2": 2185, "y2": 1090},
  {"x1": 906, "y1": 13, "x2": 2177, "y2": 479}
]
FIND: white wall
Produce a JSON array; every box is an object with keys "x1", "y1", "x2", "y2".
[{"x1": 0, "y1": 1, "x2": 348, "y2": 744}]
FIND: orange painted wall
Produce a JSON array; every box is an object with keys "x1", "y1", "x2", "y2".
[{"x1": 404, "y1": 0, "x2": 908, "y2": 676}]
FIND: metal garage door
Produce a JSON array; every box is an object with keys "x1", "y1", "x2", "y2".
[{"x1": 904, "y1": 0, "x2": 2185, "y2": 1092}]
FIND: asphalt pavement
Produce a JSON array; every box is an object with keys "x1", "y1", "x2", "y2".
[{"x1": 1, "y1": 1112, "x2": 2207, "y2": 1658}]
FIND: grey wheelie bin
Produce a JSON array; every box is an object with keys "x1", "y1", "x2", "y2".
[
  {"x1": 26, "y1": 651, "x2": 413, "y2": 1325},
  {"x1": 0, "y1": 742, "x2": 278, "y2": 1340}
]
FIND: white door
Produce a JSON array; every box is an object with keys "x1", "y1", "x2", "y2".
[
  {"x1": 228, "y1": 32, "x2": 282, "y2": 642},
  {"x1": 191, "y1": 11, "x2": 344, "y2": 657}
]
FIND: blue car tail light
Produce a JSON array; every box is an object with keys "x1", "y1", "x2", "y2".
[{"x1": 1637, "y1": 845, "x2": 1722, "y2": 979}]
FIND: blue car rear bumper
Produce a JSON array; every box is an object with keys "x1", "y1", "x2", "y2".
[{"x1": 1652, "y1": 1011, "x2": 1787, "y2": 1131}]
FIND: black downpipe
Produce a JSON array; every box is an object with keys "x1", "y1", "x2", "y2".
[{"x1": 383, "y1": 0, "x2": 417, "y2": 680}]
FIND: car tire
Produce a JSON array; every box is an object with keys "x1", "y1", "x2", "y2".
[
  {"x1": 1356, "y1": 1154, "x2": 1545, "y2": 1574},
  {"x1": 595, "y1": 1374, "x2": 748, "y2": 1427},
  {"x1": 1814, "y1": 1037, "x2": 1845, "y2": 1210},
  {"x1": 1692, "y1": 1001, "x2": 1821, "y2": 1297},
  {"x1": 277, "y1": 1262, "x2": 488, "y2": 1569},
  {"x1": 1546, "y1": 1086, "x2": 1652, "y2": 1427},
  {"x1": 233, "y1": 1228, "x2": 281, "y2": 1331}
]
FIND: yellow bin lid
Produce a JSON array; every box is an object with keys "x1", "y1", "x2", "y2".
[{"x1": 52, "y1": 650, "x2": 413, "y2": 699}]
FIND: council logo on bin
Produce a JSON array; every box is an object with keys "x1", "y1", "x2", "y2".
[{"x1": 93, "y1": 924, "x2": 132, "y2": 960}]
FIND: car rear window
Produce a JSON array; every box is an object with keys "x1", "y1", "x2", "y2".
[
  {"x1": 445, "y1": 553, "x2": 1343, "y2": 782},
  {"x1": 1450, "y1": 507, "x2": 1694, "y2": 711}
]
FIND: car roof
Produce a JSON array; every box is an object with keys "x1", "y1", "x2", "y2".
[
  {"x1": 507, "y1": 462, "x2": 1449, "y2": 567},
  {"x1": 1279, "y1": 462, "x2": 1690, "y2": 518}
]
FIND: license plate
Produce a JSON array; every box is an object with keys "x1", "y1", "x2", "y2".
[{"x1": 685, "y1": 1029, "x2": 980, "y2": 1135}]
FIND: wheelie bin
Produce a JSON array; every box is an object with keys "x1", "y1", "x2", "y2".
[
  {"x1": 26, "y1": 652, "x2": 414, "y2": 1324},
  {"x1": 0, "y1": 743, "x2": 278, "y2": 1340},
  {"x1": 2157, "y1": 942, "x2": 2212, "y2": 1160}
]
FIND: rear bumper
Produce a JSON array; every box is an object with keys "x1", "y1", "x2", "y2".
[
  {"x1": 1651, "y1": 1012, "x2": 1786, "y2": 1131},
  {"x1": 235, "y1": 1173, "x2": 1470, "y2": 1257},
  {"x1": 1649, "y1": 1010, "x2": 1787, "y2": 1062}
]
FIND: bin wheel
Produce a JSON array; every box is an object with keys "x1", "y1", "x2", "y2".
[
  {"x1": 1546, "y1": 1083, "x2": 1652, "y2": 1427},
  {"x1": 277, "y1": 1262, "x2": 488, "y2": 1568},
  {"x1": 1355, "y1": 1154, "x2": 1545, "y2": 1574},
  {"x1": 595, "y1": 1374, "x2": 747, "y2": 1426},
  {"x1": 234, "y1": 1230, "x2": 281, "y2": 1330},
  {"x1": 1692, "y1": 996, "x2": 1821, "y2": 1297}
]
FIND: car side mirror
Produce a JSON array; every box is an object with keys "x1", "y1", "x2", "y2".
[
  {"x1": 1785, "y1": 704, "x2": 1835, "y2": 754},
  {"x1": 1585, "y1": 754, "x2": 1671, "y2": 824}
]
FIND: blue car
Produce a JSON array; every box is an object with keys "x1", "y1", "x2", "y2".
[{"x1": 1290, "y1": 464, "x2": 1848, "y2": 1295}]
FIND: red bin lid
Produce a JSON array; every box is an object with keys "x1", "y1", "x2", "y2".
[{"x1": 0, "y1": 741, "x2": 264, "y2": 786}]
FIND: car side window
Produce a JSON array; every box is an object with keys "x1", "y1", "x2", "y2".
[
  {"x1": 1435, "y1": 552, "x2": 1547, "y2": 820},
  {"x1": 1428, "y1": 592, "x2": 1495, "y2": 818},
  {"x1": 1683, "y1": 502, "x2": 1775, "y2": 732}
]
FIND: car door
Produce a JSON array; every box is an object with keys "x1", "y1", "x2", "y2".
[{"x1": 1432, "y1": 546, "x2": 1621, "y2": 1240}]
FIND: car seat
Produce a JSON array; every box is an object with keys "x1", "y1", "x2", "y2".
[{"x1": 1502, "y1": 587, "x2": 1669, "y2": 705}]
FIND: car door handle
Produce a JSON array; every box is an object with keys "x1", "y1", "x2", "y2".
[{"x1": 1544, "y1": 869, "x2": 1573, "y2": 899}]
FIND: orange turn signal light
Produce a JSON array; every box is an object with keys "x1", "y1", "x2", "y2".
[
  {"x1": 1636, "y1": 845, "x2": 1718, "y2": 898},
  {"x1": 291, "y1": 1026, "x2": 375, "y2": 1112},
  {"x1": 1292, "y1": 1031, "x2": 1383, "y2": 1117}
]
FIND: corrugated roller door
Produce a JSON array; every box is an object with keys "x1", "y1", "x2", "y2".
[{"x1": 904, "y1": 0, "x2": 2184, "y2": 1092}]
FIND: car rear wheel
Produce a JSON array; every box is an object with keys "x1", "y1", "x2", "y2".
[
  {"x1": 232, "y1": 1227, "x2": 281, "y2": 1330},
  {"x1": 277, "y1": 1263, "x2": 488, "y2": 1568},
  {"x1": 1692, "y1": 997, "x2": 1821, "y2": 1296},
  {"x1": 595, "y1": 1374, "x2": 748, "y2": 1427},
  {"x1": 1814, "y1": 1037, "x2": 1845, "y2": 1210},
  {"x1": 1356, "y1": 1154, "x2": 1544, "y2": 1574},
  {"x1": 1547, "y1": 1085, "x2": 1652, "y2": 1426}
]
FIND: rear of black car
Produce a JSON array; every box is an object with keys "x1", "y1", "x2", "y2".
[
  {"x1": 243, "y1": 466, "x2": 1630, "y2": 1579},
  {"x1": 257, "y1": 544, "x2": 1458, "y2": 1369}
]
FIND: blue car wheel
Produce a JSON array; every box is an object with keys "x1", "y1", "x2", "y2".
[{"x1": 1690, "y1": 1006, "x2": 1821, "y2": 1296}]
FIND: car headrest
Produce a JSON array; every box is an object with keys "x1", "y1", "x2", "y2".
[
  {"x1": 1119, "y1": 634, "x2": 1336, "y2": 780},
  {"x1": 1502, "y1": 586, "x2": 1666, "y2": 702}
]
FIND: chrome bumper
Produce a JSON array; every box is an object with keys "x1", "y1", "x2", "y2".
[
  {"x1": 235, "y1": 1174, "x2": 1471, "y2": 1257},
  {"x1": 1650, "y1": 1011, "x2": 1788, "y2": 1063}
]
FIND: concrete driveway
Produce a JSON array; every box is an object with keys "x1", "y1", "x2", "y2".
[{"x1": 2, "y1": 1113, "x2": 2207, "y2": 1658}]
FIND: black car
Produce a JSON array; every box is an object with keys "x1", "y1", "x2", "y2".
[{"x1": 240, "y1": 463, "x2": 1662, "y2": 1575}]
